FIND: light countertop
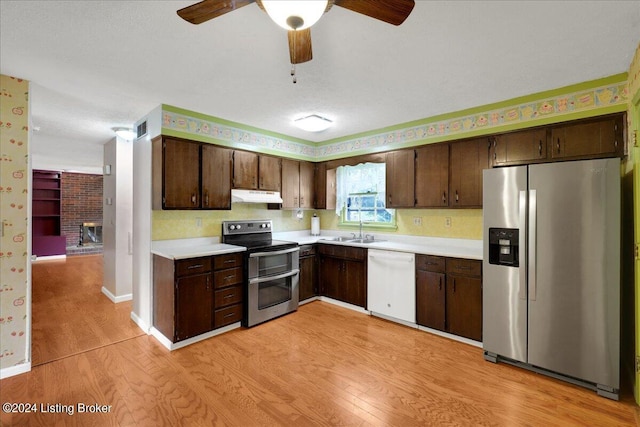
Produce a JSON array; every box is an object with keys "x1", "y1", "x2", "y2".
[
  {"x1": 274, "y1": 230, "x2": 483, "y2": 260},
  {"x1": 151, "y1": 231, "x2": 483, "y2": 261},
  {"x1": 151, "y1": 237, "x2": 246, "y2": 260}
]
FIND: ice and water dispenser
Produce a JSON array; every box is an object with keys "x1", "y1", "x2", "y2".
[{"x1": 488, "y1": 228, "x2": 519, "y2": 267}]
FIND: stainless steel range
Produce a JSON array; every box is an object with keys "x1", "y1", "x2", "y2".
[{"x1": 222, "y1": 220, "x2": 299, "y2": 327}]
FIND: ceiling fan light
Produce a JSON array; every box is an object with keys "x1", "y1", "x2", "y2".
[
  {"x1": 294, "y1": 114, "x2": 333, "y2": 132},
  {"x1": 262, "y1": 0, "x2": 328, "y2": 30}
]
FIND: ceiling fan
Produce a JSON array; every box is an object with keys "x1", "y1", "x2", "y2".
[{"x1": 177, "y1": 0, "x2": 415, "y2": 65}]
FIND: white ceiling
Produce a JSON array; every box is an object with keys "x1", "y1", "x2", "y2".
[{"x1": 1, "y1": 1, "x2": 639, "y2": 173}]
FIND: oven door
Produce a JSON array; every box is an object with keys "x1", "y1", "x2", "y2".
[
  {"x1": 247, "y1": 247, "x2": 300, "y2": 327},
  {"x1": 247, "y1": 269, "x2": 299, "y2": 327}
]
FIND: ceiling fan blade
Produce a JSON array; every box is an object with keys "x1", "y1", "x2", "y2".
[
  {"x1": 334, "y1": 0, "x2": 414, "y2": 25},
  {"x1": 177, "y1": 0, "x2": 254, "y2": 25},
  {"x1": 288, "y1": 29, "x2": 313, "y2": 64}
]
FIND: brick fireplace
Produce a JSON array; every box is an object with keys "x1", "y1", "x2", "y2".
[{"x1": 61, "y1": 172, "x2": 103, "y2": 255}]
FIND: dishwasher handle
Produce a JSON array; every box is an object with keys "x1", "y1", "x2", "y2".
[{"x1": 368, "y1": 252, "x2": 414, "y2": 263}]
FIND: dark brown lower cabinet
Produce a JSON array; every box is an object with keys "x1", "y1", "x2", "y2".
[
  {"x1": 416, "y1": 255, "x2": 482, "y2": 341},
  {"x1": 153, "y1": 252, "x2": 244, "y2": 343},
  {"x1": 299, "y1": 245, "x2": 317, "y2": 301},
  {"x1": 318, "y1": 245, "x2": 367, "y2": 308}
]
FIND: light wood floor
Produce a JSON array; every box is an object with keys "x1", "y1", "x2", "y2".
[
  {"x1": 31, "y1": 254, "x2": 144, "y2": 366},
  {"x1": 3, "y1": 298, "x2": 639, "y2": 426}
]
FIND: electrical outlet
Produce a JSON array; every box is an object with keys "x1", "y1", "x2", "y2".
[
  {"x1": 413, "y1": 217, "x2": 422, "y2": 226},
  {"x1": 195, "y1": 217, "x2": 202, "y2": 228},
  {"x1": 445, "y1": 217, "x2": 452, "y2": 228}
]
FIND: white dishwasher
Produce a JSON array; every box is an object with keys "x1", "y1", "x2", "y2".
[{"x1": 367, "y1": 249, "x2": 415, "y2": 324}]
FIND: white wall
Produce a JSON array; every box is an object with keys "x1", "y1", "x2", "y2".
[
  {"x1": 131, "y1": 106, "x2": 161, "y2": 332},
  {"x1": 102, "y1": 136, "x2": 133, "y2": 302}
]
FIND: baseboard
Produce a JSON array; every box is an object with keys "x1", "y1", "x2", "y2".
[
  {"x1": 101, "y1": 286, "x2": 132, "y2": 303},
  {"x1": 318, "y1": 297, "x2": 370, "y2": 315},
  {"x1": 150, "y1": 323, "x2": 241, "y2": 351},
  {"x1": 0, "y1": 362, "x2": 31, "y2": 379},
  {"x1": 32, "y1": 254, "x2": 66, "y2": 262},
  {"x1": 130, "y1": 311, "x2": 150, "y2": 334},
  {"x1": 416, "y1": 325, "x2": 483, "y2": 348}
]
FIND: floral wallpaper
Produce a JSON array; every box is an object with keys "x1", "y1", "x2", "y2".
[
  {"x1": 161, "y1": 78, "x2": 628, "y2": 161},
  {"x1": 0, "y1": 75, "x2": 29, "y2": 371}
]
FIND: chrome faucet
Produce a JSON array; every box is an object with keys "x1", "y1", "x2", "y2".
[{"x1": 358, "y1": 218, "x2": 363, "y2": 239}]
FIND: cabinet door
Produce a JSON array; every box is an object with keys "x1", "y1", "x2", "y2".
[
  {"x1": 320, "y1": 256, "x2": 342, "y2": 300},
  {"x1": 344, "y1": 260, "x2": 366, "y2": 308},
  {"x1": 233, "y1": 150, "x2": 258, "y2": 189},
  {"x1": 491, "y1": 128, "x2": 547, "y2": 166},
  {"x1": 299, "y1": 160, "x2": 315, "y2": 209},
  {"x1": 281, "y1": 158, "x2": 300, "y2": 208},
  {"x1": 550, "y1": 116, "x2": 623, "y2": 160},
  {"x1": 202, "y1": 144, "x2": 232, "y2": 209},
  {"x1": 445, "y1": 275, "x2": 482, "y2": 341},
  {"x1": 175, "y1": 273, "x2": 212, "y2": 341},
  {"x1": 258, "y1": 155, "x2": 281, "y2": 191},
  {"x1": 299, "y1": 255, "x2": 317, "y2": 301},
  {"x1": 314, "y1": 162, "x2": 327, "y2": 209},
  {"x1": 163, "y1": 138, "x2": 200, "y2": 209},
  {"x1": 386, "y1": 150, "x2": 415, "y2": 208},
  {"x1": 449, "y1": 138, "x2": 488, "y2": 208},
  {"x1": 416, "y1": 270, "x2": 446, "y2": 331},
  {"x1": 415, "y1": 144, "x2": 449, "y2": 207}
]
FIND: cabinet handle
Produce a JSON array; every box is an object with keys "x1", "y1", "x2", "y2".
[
  {"x1": 442, "y1": 192, "x2": 446, "y2": 205},
  {"x1": 300, "y1": 197, "x2": 304, "y2": 205},
  {"x1": 206, "y1": 276, "x2": 210, "y2": 291},
  {"x1": 556, "y1": 138, "x2": 560, "y2": 153},
  {"x1": 538, "y1": 140, "x2": 542, "y2": 156},
  {"x1": 455, "y1": 266, "x2": 473, "y2": 271},
  {"x1": 294, "y1": 197, "x2": 298, "y2": 205},
  {"x1": 439, "y1": 276, "x2": 442, "y2": 291},
  {"x1": 223, "y1": 294, "x2": 234, "y2": 299},
  {"x1": 191, "y1": 192, "x2": 197, "y2": 206},
  {"x1": 455, "y1": 191, "x2": 459, "y2": 203},
  {"x1": 204, "y1": 190, "x2": 209, "y2": 207},
  {"x1": 187, "y1": 264, "x2": 204, "y2": 269},
  {"x1": 223, "y1": 313, "x2": 236, "y2": 319},
  {"x1": 223, "y1": 260, "x2": 235, "y2": 265},
  {"x1": 224, "y1": 274, "x2": 235, "y2": 282},
  {"x1": 452, "y1": 278, "x2": 456, "y2": 293},
  {"x1": 614, "y1": 140, "x2": 618, "y2": 148}
]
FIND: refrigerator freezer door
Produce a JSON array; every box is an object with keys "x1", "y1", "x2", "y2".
[
  {"x1": 482, "y1": 166, "x2": 528, "y2": 363},
  {"x1": 527, "y1": 158, "x2": 620, "y2": 389}
]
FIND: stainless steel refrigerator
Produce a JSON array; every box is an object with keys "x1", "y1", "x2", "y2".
[{"x1": 482, "y1": 158, "x2": 620, "y2": 400}]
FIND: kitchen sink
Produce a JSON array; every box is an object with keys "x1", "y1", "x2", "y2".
[
  {"x1": 349, "y1": 238, "x2": 385, "y2": 244},
  {"x1": 327, "y1": 236, "x2": 354, "y2": 242}
]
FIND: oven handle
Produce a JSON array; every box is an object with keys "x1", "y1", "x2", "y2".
[
  {"x1": 249, "y1": 247, "x2": 300, "y2": 258},
  {"x1": 249, "y1": 269, "x2": 300, "y2": 285}
]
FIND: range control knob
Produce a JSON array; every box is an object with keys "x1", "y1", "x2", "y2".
[
  {"x1": 260, "y1": 223, "x2": 267, "y2": 229},
  {"x1": 229, "y1": 225, "x2": 236, "y2": 230},
  {"x1": 236, "y1": 224, "x2": 242, "y2": 230}
]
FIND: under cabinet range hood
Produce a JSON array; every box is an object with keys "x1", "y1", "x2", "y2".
[{"x1": 231, "y1": 189, "x2": 283, "y2": 204}]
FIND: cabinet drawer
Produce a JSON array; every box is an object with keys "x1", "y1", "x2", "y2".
[
  {"x1": 214, "y1": 253, "x2": 243, "y2": 270},
  {"x1": 318, "y1": 244, "x2": 366, "y2": 261},
  {"x1": 176, "y1": 257, "x2": 211, "y2": 277},
  {"x1": 214, "y1": 285, "x2": 242, "y2": 308},
  {"x1": 446, "y1": 258, "x2": 482, "y2": 277},
  {"x1": 215, "y1": 304, "x2": 242, "y2": 328},
  {"x1": 213, "y1": 267, "x2": 243, "y2": 288},
  {"x1": 415, "y1": 255, "x2": 445, "y2": 273}
]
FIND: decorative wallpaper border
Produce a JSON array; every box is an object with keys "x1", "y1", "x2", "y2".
[
  {"x1": 317, "y1": 81, "x2": 628, "y2": 159},
  {"x1": 161, "y1": 76, "x2": 628, "y2": 162},
  {"x1": 161, "y1": 106, "x2": 315, "y2": 160}
]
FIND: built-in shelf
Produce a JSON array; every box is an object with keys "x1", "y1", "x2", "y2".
[{"x1": 32, "y1": 170, "x2": 66, "y2": 257}]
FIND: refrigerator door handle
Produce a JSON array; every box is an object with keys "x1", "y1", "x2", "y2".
[
  {"x1": 519, "y1": 190, "x2": 527, "y2": 300},
  {"x1": 528, "y1": 189, "x2": 537, "y2": 301}
]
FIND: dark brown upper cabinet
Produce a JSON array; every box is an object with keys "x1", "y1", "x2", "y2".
[
  {"x1": 415, "y1": 144, "x2": 449, "y2": 208},
  {"x1": 281, "y1": 159, "x2": 315, "y2": 209},
  {"x1": 233, "y1": 151, "x2": 281, "y2": 191},
  {"x1": 549, "y1": 115, "x2": 624, "y2": 160},
  {"x1": 490, "y1": 128, "x2": 547, "y2": 167},
  {"x1": 449, "y1": 138, "x2": 489, "y2": 208},
  {"x1": 385, "y1": 150, "x2": 415, "y2": 208},
  {"x1": 153, "y1": 137, "x2": 232, "y2": 210}
]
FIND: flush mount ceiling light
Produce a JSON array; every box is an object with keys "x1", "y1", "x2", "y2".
[
  {"x1": 294, "y1": 114, "x2": 333, "y2": 132},
  {"x1": 261, "y1": 0, "x2": 328, "y2": 31},
  {"x1": 112, "y1": 127, "x2": 136, "y2": 140}
]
